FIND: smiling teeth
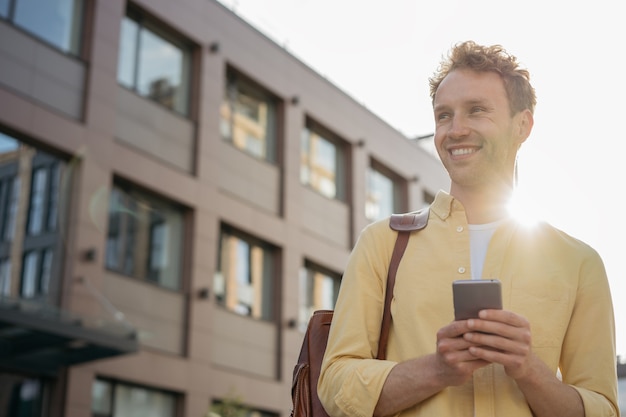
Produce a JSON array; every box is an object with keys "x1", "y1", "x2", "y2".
[{"x1": 451, "y1": 148, "x2": 476, "y2": 156}]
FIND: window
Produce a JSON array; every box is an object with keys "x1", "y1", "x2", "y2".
[
  {"x1": 0, "y1": 258, "x2": 11, "y2": 295},
  {"x1": 619, "y1": 361, "x2": 626, "y2": 414},
  {"x1": 21, "y1": 251, "x2": 38, "y2": 297},
  {"x1": 220, "y1": 69, "x2": 278, "y2": 163},
  {"x1": 0, "y1": 131, "x2": 67, "y2": 302},
  {"x1": 215, "y1": 226, "x2": 277, "y2": 321},
  {"x1": 117, "y1": 7, "x2": 192, "y2": 115},
  {"x1": 0, "y1": 134, "x2": 21, "y2": 243},
  {"x1": 27, "y1": 168, "x2": 47, "y2": 235},
  {"x1": 299, "y1": 261, "x2": 341, "y2": 331},
  {"x1": 105, "y1": 182, "x2": 185, "y2": 291},
  {"x1": 617, "y1": 378, "x2": 626, "y2": 414},
  {"x1": 300, "y1": 120, "x2": 346, "y2": 200},
  {"x1": 0, "y1": 374, "x2": 49, "y2": 417},
  {"x1": 1, "y1": 175, "x2": 20, "y2": 242},
  {"x1": 25, "y1": 162, "x2": 61, "y2": 237},
  {"x1": 211, "y1": 398, "x2": 279, "y2": 417},
  {"x1": 366, "y1": 162, "x2": 405, "y2": 222},
  {"x1": 92, "y1": 379, "x2": 177, "y2": 417},
  {"x1": 19, "y1": 248, "x2": 53, "y2": 298},
  {"x1": 0, "y1": 0, "x2": 84, "y2": 55}
]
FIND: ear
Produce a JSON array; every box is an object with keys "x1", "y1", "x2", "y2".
[{"x1": 515, "y1": 109, "x2": 534, "y2": 145}]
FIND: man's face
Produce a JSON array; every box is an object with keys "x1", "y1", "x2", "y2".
[{"x1": 433, "y1": 69, "x2": 531, "y2": 193}]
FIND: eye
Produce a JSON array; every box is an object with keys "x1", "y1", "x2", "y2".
[
  {"x1": 470, "y1": 106, "x2": 486, "y2": 114},
  {"x1": 436, "y1": 112, "x2": 450, "y2": 121}
]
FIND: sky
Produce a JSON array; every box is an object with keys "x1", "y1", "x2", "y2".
[{"x1": 216, "y1": 0, "x2": 626, "y2": 356}]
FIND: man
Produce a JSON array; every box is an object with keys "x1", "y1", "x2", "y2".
[{"x1": 317, "y1": 41, "x2": 619, "y2": 417}]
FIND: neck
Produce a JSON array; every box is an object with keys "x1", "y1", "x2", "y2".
[{"x1": 450, "y1": 184, "x2": 513, "y2": 225}]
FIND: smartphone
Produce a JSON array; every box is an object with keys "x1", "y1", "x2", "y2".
[{"x1": 452, "y1": 279, "x2": 502, "y2": 320}]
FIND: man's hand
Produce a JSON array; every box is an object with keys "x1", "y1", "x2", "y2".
[
  {"x1": 374, "y1": 320, "x2": 494, "y2": 417},
  {"x1": 462, "y1": 309, "x2": 533, "y2": 380},
  {"x1": 462, "y1": 309, "x2": 585, "y2": 417},
  {"x1": 435, "y1": 319, "x2": 492, "y2": 385}
]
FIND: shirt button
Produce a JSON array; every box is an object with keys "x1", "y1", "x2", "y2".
[
  {"x1": 458, "y1": 267, "x2": 466, "y2": 274},
  {"x1": 456, "y1": 226, "x2": 464, "y2": 232}
]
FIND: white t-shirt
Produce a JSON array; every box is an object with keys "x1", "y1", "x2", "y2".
[{"x1": 469, "y1": 219, "x2": 506, "y2": 280}]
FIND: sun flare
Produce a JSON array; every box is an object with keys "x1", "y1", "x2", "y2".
[{"x1": 507, "y1": 189, "x2": 541, "y2": 227}]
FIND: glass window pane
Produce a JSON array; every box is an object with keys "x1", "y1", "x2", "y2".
[
  {"x1": 301, "y1": 129, "x2": 337, "y2": 199},
  {"x1": 117, "y1": 17, "x2": 139, "y2": 89},
  {"x1": 0, "y1": 132, "x2": 19, "y2": 153},
  {"x1": 13, "y1": 0, "x2": 83, "y2": 54},
  {"x1": 106, "y1": 185, "x2": 184, "y2": 291},
  {"x1": 221, "y1": 77, "x2": 277, "y2": 162},
  {"x1": 4, "y1": 378, "x2": 44, "y2": 416},
  {"x1": 299, "y1": 266, "x2": 340, "y2": 330},
  {"x1": 137, "y1": 28, "x2": 186, "y2": 114},
  {"x1": 0, "y1": 259, "x2": 11, "y2": 295},
  {"x1": 105, "y1": 188, "x2": 123, "y2": 270},
  {"x1": 149, "y1": 220, "x2": 166, "y2": 271},
  {"x1": 40, "y1": 248, "x2": 53, "y2": 294},
  {"x1": 618, "y1": 376, "x2": 626, "y2": 413},
  {"x1": 5, "y1": 177, "x2": 21, "y2": 241},
  {"x1": 21, "y1": 251, "x2": 38, "y2": 297},
  {"x1": 28, "y1": 168, "x2": 47, "y2": 235},
  {"x1": 217, "y1": 231, "x2": 274, "y2": 320},
  {"x1": 122, "y1": 198, "x2": 137, "y2": 276},
  {"x1": 366, "y1": 168, "x2": 395, "y2": 222},
  {"x1": 47, "y1": 164, "x2": 60, "y2": 231},
  {"x1": 0, "y1": 0, "x2": 9, "y2": 18},
  {"x1": 91, "y1": 379, "x2": 112, "y2": 414},
  {"x1": 0, "y1": 132, "x2": 22, "y2": 242},
  {"x1": 114, "y1": 384, "x2": 175, "y2": 417},
  {"x1": 299, "y1": 129, "x2": 311, "y2": 185}
]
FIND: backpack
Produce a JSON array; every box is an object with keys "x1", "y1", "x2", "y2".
[{"x1": 290, "y1": 209, "x2": 429, "y2": 417}]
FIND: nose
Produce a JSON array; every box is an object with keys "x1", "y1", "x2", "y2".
[{"x1": 447, "y1": 115, "x2": 470, "y2": 140}]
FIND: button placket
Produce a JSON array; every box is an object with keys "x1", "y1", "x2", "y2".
[{"x1": 456, "y1": 224, "x2": 467, "y2": 274}]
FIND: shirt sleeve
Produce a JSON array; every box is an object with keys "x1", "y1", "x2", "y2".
[
  {"x1": 318, "y1": 221, "x2": 399, "y2": 417},
  {"x1": 560, "y1": 247, "x2": 619, "y2": 416}
]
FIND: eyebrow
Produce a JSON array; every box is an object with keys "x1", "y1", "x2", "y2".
[{"x1": 434, "y1": 98, "x2": 492, "y2": 112}]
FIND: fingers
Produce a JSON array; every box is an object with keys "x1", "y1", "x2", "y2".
[
  {"x1": 466, "y1": 310, "x2": 531, "y2": 348},
  {"x1": 463, "y1": 310, "x2": 534, "y2": 380},
  {"x1": 476, "y1": 309, "x2": 529, "y2": 328},
  {"x1": 434, "y1": 320, "x2": 491, "y2": 386},
  {"x1": 437, "y1": 319, "x2": 470, "y2": 338}
]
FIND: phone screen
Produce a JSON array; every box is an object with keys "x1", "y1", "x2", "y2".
[{"x1": 452, "y1": 279, "x2": 502, "y2": 320}]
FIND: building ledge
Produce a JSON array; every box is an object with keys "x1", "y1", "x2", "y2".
[{"x1": 0, "y1": 296, "x2": 139, "y2": 376}]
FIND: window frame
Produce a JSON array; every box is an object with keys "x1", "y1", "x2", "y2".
[
  {"x1": 0, "y1": 373, "x2": 51, "y2": 416},
  {"x1": 117, "y1": 5, "x2": 193, "y2": 117},
  {"x1": 211, "y1": 398, "x2": 279, "y2": 417},
  {"x1": 92, "y1": 378, "x2": 180, "y2": 417},
  {"x1": 366, "y1": 159, "x2": 407, "y2": 222},
  {"x1": 0, "y1": 0, "x2": 85, "y2": 56},
  {"x1": 220, "y1": 67, "x2": 280, "y2": 164},
  {"x1": 215, "y1": 224, "x2": 279, "y2": 322},
  {"x1": 298, "y1": 260, "x2": 341, "y2": 331},
  {"x1": 105, "y1": 180, "x2": 186, "y2": 292},
  {"x1": 300, "y1": 118, "x2": 347, "y2": 201},
  {"x1": 0, "y1": 132, "x2": 68, "y2": 303}
]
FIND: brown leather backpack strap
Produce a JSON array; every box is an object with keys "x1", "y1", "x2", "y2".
[{"x1": 377, "y1": 208, "x2": 429, "y2": 359}]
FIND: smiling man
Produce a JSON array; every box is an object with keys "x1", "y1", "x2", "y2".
[{"x1": 317, "y1": 41, "x2": 619, "y2": 417}]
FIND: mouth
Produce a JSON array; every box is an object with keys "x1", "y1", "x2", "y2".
[{"x1": 449, "y1": 147, "x2": 480, "y2": 158}]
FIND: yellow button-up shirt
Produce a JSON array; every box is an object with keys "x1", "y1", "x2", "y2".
[{"x1": 318, "y1": 191, "x2": 619, "y2": 417}]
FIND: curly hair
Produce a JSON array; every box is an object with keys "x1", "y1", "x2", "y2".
[{"x1": 429, "y1": 41, "x2": 537, "y2": 115}]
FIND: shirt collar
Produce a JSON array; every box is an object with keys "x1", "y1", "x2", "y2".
[
  {"x1": 431, "y1": 190, "x2": 460, "y2": 221},
  {"x1": 430, "y1": 190, "x2": 516, "y2": 227}
]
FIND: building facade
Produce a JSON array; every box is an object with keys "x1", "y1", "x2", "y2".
[{"x1": 0, "y1": 1, "x2": 449, "y2": 416}]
